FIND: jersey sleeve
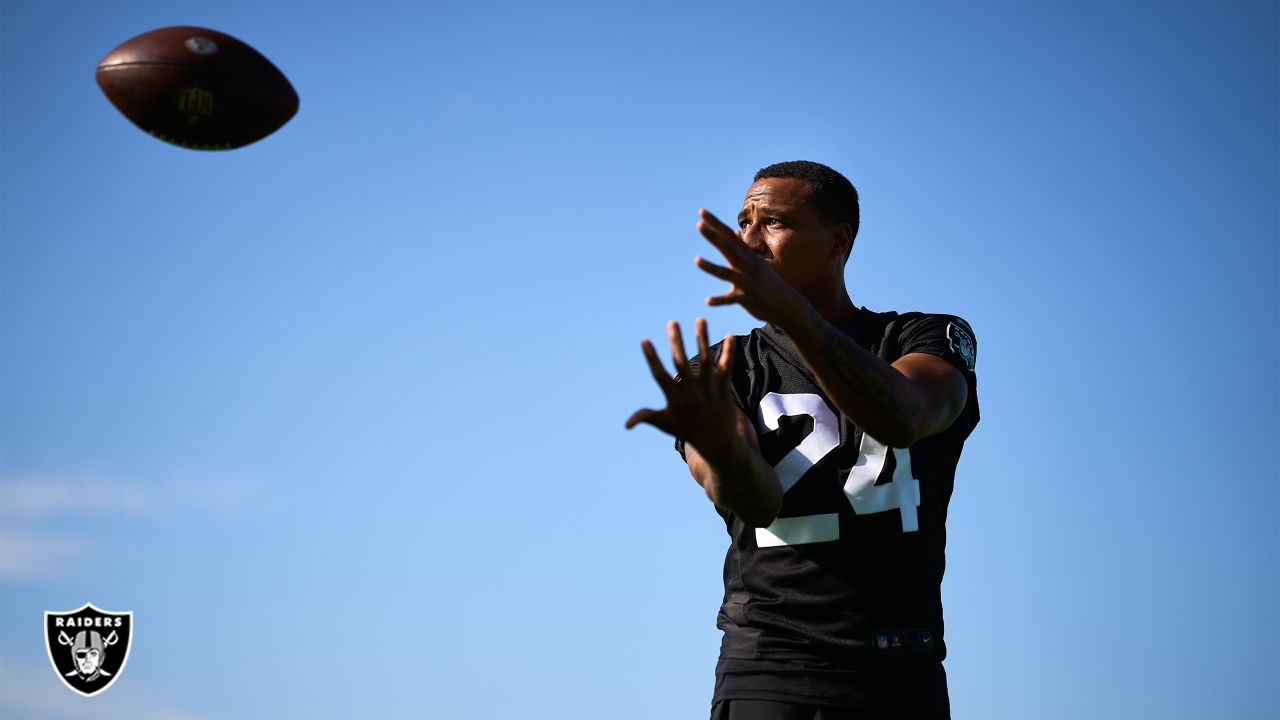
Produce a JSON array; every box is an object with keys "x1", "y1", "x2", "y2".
[
  {"x1": 895, "y1": 313, "x2": 981, "y2": 441},
  {"x1": 895, "y1": 313, "x2": 978, "y2": 374},
  {"x1": 673, "y1": 337, "x2": 752, "y2": 461}
]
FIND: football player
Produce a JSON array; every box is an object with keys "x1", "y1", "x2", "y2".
[{"x1": 628, "y1": 161, "x2": 979, "y2": 719}]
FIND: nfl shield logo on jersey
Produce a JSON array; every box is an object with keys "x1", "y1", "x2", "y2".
[{"x1": 45, "y1": 603, "x2": 133, "y2": 697}]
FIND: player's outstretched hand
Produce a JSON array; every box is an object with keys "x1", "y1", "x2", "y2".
[
  {"x1": 694, "y1": 209, "x2": 810, "y2": 328},
  {"x1": 626, "y1": 318, "x2": 738, "y2": 455}
]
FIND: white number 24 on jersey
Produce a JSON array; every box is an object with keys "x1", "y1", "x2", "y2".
[{"x1": 754, "y1": 392, "x2": 920, "y2": 548}]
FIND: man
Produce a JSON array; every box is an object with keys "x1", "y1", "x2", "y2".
[{"x1": 627, "y1": 161, "x2": 979, "y2": 719}]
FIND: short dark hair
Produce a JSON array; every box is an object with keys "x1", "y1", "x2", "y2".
[{"x1": 754, "y1": 160, "x2": 860, "y2": 249}]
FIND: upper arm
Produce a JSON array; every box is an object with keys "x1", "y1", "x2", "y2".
[{"x1": 891, "y1": 352, "x2": 968, "y2": 442}]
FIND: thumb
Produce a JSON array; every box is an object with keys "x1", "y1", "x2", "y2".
[{"x1": 625, "y1": 408, "x2": 674, "y2": 435}]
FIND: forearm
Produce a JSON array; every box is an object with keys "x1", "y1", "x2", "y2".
[
  {"x1": 779, "y1": 306, "x2": 924, "y2": 448},
  {"x1": 686, "y1": 432, "x2": 782, "y2": 528}
]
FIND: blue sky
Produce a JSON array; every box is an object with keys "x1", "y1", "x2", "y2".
[{"x1": 1, "y1": 1, "x2": 1276, "y2": 718}]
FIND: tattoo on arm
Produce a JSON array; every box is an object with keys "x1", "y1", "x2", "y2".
[{"x1": 816, "y1": 333, "x2": 915, "y2": 435}]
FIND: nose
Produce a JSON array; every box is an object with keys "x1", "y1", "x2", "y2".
[{"x1": 741, "y1": 224, "x2": 768, "y2": 256}]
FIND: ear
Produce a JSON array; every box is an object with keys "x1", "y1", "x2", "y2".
[{"x1": 829, "y1": 223, "x2": 854, "y2": 261}]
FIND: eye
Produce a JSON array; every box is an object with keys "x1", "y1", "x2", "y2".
[{"x1": 738, "y1": 218, "x2": 750, "y2": 230}]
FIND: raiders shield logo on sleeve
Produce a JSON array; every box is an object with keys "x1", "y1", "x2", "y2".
[
  {"x1": 947, "y1": 321, "x2": 976, "y2": 371},
  {"x1": 44, "y1": 603, "x2": 133, "y2": 697}
]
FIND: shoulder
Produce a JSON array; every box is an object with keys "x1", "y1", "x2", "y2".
[
  {"x1": 689, "y1": 327, "x2": 776, "y2": 371},
  {"x1": 872, "y1": 308, "x2": 978, "y2": 373},
  {"x1": 887, "y1": 310, "x2": 975, "y2": 335}
]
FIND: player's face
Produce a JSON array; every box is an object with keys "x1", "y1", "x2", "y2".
[{"x1": 737, "y1": 178, "x2": 844, "y2": 294}]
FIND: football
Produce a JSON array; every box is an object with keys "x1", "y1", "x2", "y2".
[{"x1": 95, "y1": 26, "x2": 298, "y2": 150}]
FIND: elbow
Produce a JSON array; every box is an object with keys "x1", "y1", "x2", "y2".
[
  {"x1": 877, "y1": 404, "x2": 959, "y2": 448},
  {"x1": 872, "y1": 421, "x2": 920, "y2": 449},
  {"x1": 875, "y1": 402, "x2": 931, "y2": 448},
  {"x1": 739, "y1": 507, "x2": 781, "y2": 529},
  {"x1": 729, "y1": 501, "x2": 780, "y2": 529}
]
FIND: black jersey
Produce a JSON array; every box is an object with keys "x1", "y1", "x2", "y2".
[{"x1": 676, "y1": 307, "x2": 979, "y2": 709}]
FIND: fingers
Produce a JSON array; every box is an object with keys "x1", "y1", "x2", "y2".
[
  {"x1": 667, "y1": 320, "x2": 689, "y2": 376},
  {"x1": 697, "y1": 208, "x2": 752, "y2": 263},
  {"x1": 717, "y1": 332, "x2": 735, "y2": 376},
  {"x1": 694, "y1": 256, "x2": 741, "y2": 283},
  {"x1": 625, "y1": 407, "x2": 673, "y2": 434},
  {"x1": 695, "y1": 317, "x2": 711, "y2": 364},
  {"x1": 707, "y1": 292, "x2": 742, "y2": 307},
  {"x1": 624, "y1": 408, "x2": 649, "y2": 430},
  {"x1": 697, "y1": 219, "x2": 742, "y2": 256},
  {"x1": 699, "y1": 208, "x2": 738, "y2": 236},
  {"x1": 641, "y1": 339, "x2": 674, "y2": 390}
]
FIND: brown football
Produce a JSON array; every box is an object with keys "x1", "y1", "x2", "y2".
[{"x1": 95, "y1": 26, "x2": 298, "y2": 150}]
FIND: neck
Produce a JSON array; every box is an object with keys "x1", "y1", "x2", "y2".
[{"x1": 802, "y1": 279, "x2": 857, "y2": 327}]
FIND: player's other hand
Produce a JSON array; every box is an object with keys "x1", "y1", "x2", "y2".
[{"x1": 626, "y1": 318, "x2": 738, "y2": 456}]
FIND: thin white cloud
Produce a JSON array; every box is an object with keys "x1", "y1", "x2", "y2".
[
  {"x1": 0, "y1": 471, "x2": 254, "y2": 520},
  {"x1": 0, "y1": 655, "x2": 206, "y2": 720},
  {"x1": 0, "y1": 527, "x2": 92, "y2": 581},
  {"x1": 0, "y1": 471, "x2": 260, "y2": 581}
]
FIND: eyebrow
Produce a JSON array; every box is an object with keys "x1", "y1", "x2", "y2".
[{"x1": 738, "y1": 207, "x2": 789, "y2": 224}]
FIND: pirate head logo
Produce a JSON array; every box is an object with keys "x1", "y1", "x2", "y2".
[{"x1": 45, "y1": 603, "x2": 132, "y2": 696}]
